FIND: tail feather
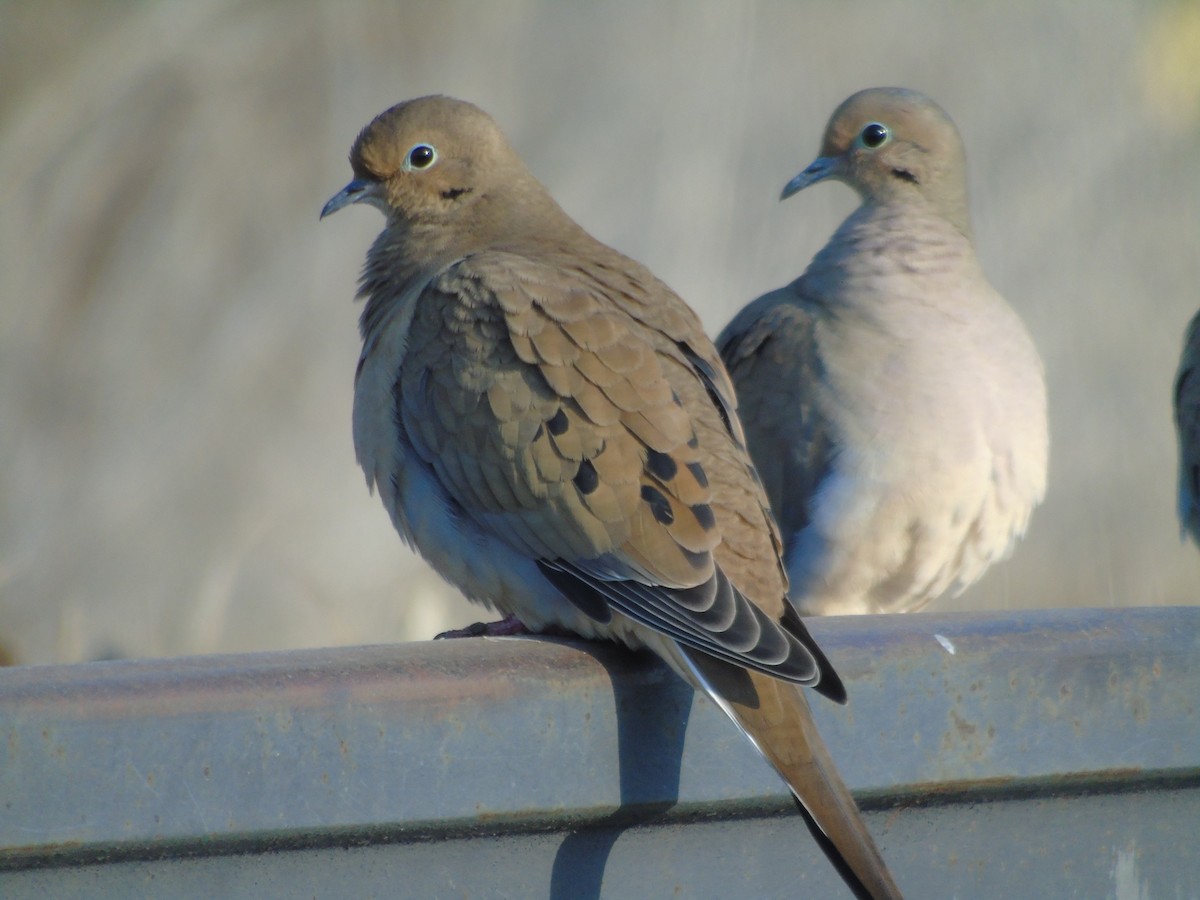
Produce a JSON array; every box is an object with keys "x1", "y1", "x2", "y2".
[{"x1": 679, "y1": 646, "x2": 903, "y2": 900}]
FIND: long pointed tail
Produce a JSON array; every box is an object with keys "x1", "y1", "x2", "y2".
[{"x1": 679, "y1": 646, "x2": 903, "y2": 900}]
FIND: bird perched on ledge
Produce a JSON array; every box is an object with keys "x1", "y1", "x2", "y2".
[
  {"x1": 322, "y1": 95, "x2": 902, "y2": 899},
  {"x1": 719, "y1": 87, "x2": 1048, "y2": 617}
]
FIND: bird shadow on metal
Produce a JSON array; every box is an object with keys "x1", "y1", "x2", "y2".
[{"x1": 548, "y1": 644, "x2": 694, "y2": 900}]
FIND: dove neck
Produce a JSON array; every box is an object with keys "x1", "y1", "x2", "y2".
[
  {"x1": 804, "y1": 201, "x2": 979, "y2": 291},
  {"x1": 369, "y1": 181, "x2": 589, "y2": 283},
  {"x1": 356, "y1": 185, "x2": 594, "y2": 341}
]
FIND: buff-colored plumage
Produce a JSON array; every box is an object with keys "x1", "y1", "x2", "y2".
[
  {"x1": 1175, "y1": 311, "x2": 1200, "y2": 545},
  {"x1": 720, "y1": 88, "x2": 1048, "y2": 616},
  {"x1": 323, "y1": 95, "x2": 902, "y2": 899}
]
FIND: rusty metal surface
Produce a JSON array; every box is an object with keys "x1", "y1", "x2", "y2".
[{"x1": 1, "y1": 607, "x2": 1197, "y2": 899}]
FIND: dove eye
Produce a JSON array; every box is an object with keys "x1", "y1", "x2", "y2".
[
  {"x1": 404, "y1": 143, "x2": 438, "y2": 171},
  {"x1": 860, "y1": 123, "x2": 889, "y2": 149}
]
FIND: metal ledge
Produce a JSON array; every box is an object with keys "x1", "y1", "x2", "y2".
[{"x1": 1, "y1": 607, "x2": 1197, "y2": 898}]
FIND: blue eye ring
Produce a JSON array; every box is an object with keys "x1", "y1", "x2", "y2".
[
  {"x1": 860, "y1": 123, "x2": 889, "y2": 149},
  {"x1": 404, "y1": 143, "x2": 437, "y2": 171}
]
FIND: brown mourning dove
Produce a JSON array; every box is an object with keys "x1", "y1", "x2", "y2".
[
  {"x1": 1175, "y1": 311, "x2": 1200, "y2": 545},
  {"x1": 719, "y1": 88, "x2": 1048, "y2": 617},
  {"x1": 322, "y1": 96, "x2": 903, "y2": 899}
]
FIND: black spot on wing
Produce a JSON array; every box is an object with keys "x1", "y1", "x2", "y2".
[
  {"x1": 686, "y1": 461, "x2": 708, "y2": 489},
  {"x1": 640, "y1": 485, "x2": 674, "y2": 525},
  {"x1": 646, "y1": 449, "x2": 678, "y2": 482},
  {"x1": 574, "y1": 458, "x2": 599, "y2": 495},
  {"x1": 691, "y1": 503, "x2": 716, "y2": 531},
  {"x1": 547, "y1": 408, "x2": 570, "y2": 436}
]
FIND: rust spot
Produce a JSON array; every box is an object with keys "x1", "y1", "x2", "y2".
[
  {"x1": 1131, "y1": 697, "x2": 1148, "y2": 724},
  {"x1": 950, "y1": 710, "x2": 977, "y2": 738}
]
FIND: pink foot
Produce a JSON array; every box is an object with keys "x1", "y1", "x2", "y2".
[
  {"x1": 435, "y1": 614, "x2": 531, "y2": 639},
  {"x1": 434, "y1": 615, "x2": 578, "y2": 640}
]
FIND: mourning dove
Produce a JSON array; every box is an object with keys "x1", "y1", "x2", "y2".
[
  {"x1": 322, "y1": 96, "x2": 903, "y2": 899},
  {"x1": 719, "y1": 88, "x2": 1048, "y2": 617},
  {"x1": 1174, "y1": 311, "x2": 1200, "y2": 545}
]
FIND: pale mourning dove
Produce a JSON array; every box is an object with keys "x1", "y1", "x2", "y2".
[
  {"x1": 1174, "y1": 311, "x2": 1200, "y2": 545},
  {"x1": 719, "y1": 88, "x2": 1048, "y2": 617},
  {"x1": 322, "y1": 96, "x2": 903, "y2": 899}
]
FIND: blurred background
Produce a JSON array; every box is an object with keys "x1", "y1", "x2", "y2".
[{"x1": 1, "y1": 0, "x2": 1198, "y2": 665}]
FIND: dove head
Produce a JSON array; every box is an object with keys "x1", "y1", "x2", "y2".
[
  {"x1": 322, "y1": 96, "x2": 562, "y2": 255},
  {"x1": 782, "y1": 87, "x2": 972, "y2": 237}
]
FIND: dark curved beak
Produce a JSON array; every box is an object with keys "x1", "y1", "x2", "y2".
[
  {"x1": 321, "y1": 178, "x2": 376, "y2": 219},
  {"x1": 781, "y1": 156, "x2": 839, "y2": 200}
]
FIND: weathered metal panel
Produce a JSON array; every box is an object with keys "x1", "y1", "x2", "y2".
[{"x1": 1, "y1": 607, "x2": 1197, "y2": 898}]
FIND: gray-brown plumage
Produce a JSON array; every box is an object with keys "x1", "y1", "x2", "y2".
[
  {"x1": 719, "y1": 88, "x2": 1048, "y2": 616},
  {"x1": 322, "y1": 95, "x2": 902, "y2": 899},
  {"x1": 1175, "y1": 311, "x2": 1200, "y2": 545}
]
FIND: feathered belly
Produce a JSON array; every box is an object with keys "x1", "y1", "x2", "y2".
[{"x1": 785, "y1": 447, "x2": 1026, "y2": 615}]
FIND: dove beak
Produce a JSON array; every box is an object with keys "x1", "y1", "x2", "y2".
[
  {"x1": 321, "y1": 178, "x2": 380, "y2": 219},
  {"x1": 781, "y1": 156, "x2": 839, "y2": 200}
]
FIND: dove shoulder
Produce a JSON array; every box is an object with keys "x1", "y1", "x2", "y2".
[{"x1": 718, "y1": 284, "x2": 834, "y2": 548}]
